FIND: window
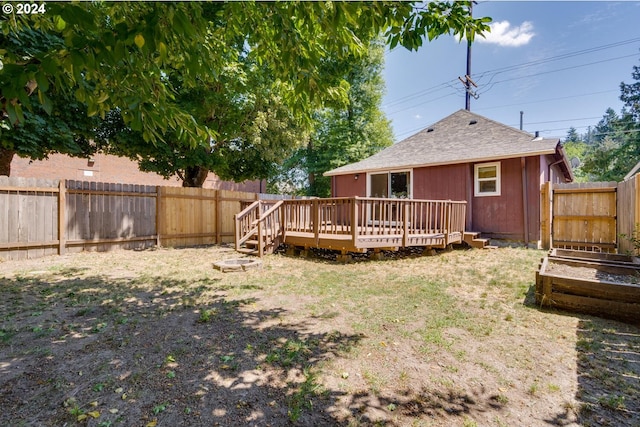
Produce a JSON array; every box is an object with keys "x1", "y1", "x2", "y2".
[
  {"x1": 368, "y1": 171, "x2": 411, "y2": 199},
  {"x1": 474, "y1": 162, "x2": 501, "y2": 197}
]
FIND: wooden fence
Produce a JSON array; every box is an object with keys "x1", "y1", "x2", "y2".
[
  {"x1": 541, "y1": 176, "x2": 640, "y2": 254},
  {"x1": 618, "y1": 174, "x2": 640, "y2": 255},
  {"x1": 0, "y1": 177, "x2": 279, "y2": 261}
]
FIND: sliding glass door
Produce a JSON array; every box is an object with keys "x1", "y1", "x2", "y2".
[{"x1": 368, "y1": 171, "x2": 411, "y2": 199}]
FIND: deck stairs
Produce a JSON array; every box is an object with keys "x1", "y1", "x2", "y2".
[
  {"x1": 235, "y1": 232, "x2": 261, "y2": 256},
  {"x1": 463, "y1": 231, "x2": 497, "y2": 249},
  {"x1": 235, "y1": 198, "x2": 470, "y2": 257},
  {"x1": 235, "y1": 200, "x2": 283, "y2": 257}
]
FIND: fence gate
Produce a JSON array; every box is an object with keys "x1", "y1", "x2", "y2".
[{"x1": 550, "y1": 182, "x2": 617, "y2": 253}]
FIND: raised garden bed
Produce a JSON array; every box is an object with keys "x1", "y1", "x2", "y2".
[
  {"x1": 536, "y1": 250, "x2": 640, "y2": 323},
  {"x1": 549, "y1": 248, "x2": 640, "y2": 267}
]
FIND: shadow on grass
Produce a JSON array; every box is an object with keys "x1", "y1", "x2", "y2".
[
  {"x1": 0, "y1": 273, "x2": 363, "y2": 426},
  {"x1": 0, "y1": 267, "x2": 513, "y2": 427},
  {"x1": 523, "y1": 285, "x2": 640, "y2": 426},
  {"x1": 571, "y1": 318, "x2": 640, "y2": 427}
]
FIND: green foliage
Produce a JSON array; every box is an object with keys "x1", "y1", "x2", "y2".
[
  {"x1": 581, "y1": 110, "x2": 639, "y2": 182},
  {"x1": 619, "y1": 223, "x2": 640, "y2": 255},
  {"x1": 272, "y1": 39, "x2": 394, "y2": 196},
  {"x1": 1, "y1": 2, "x2": 489, "y2": 182},
  {"x1": 579, "y1": 58, "x2": 640, "y2": 183},
  {"x1": 562, "y1": 141, "x2": 589, "y2": 182}
]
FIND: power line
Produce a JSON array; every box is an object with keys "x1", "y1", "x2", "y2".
[
  {"x1": 393, "y1": 89, "x2": 621, "y2": 139},
  {"x1": 475, "y1": 90, "x2": 618, "y2": 111},
  {"x1": 383, "y1": 37, "x2": 640, "y2": 113},
  {"x1": 475, "y1": 36, "x2": 640, "y2": 78},
  {"x1": 476, "y1": 53, "x2": 639, "y2": 96}
]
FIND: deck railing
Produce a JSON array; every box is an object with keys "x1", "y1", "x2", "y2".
[
  {"x1": 235, "y1": 197, "x2": 466, "y2": 255},
  {"x1": 234, "y1": 200, "x2": 284, "y2": 256},
  {"x1": 280, "y1": 197, "x2": 466, "y2": 250}
]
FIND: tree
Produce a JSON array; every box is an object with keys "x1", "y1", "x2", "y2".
[
  {"x1": 565, "y1": 127, "x2": 580, "y2": 143},
  {"x1": 620, "y1": 58, "x2": 640, "y2": 121},
  {"x1": 99, "y1": 59, "x2": 309, "y2": 187},
  {"x1": 578, "y1": 58, "x2": 640, "y2": 182},
  {"x1": 273, "y1": 39, "x2": 394, "y2": 196},
  {"x1": 562, "y1": 128, "x2": 588, "y2": 182},
  {"x1": 1, "y1": 1, "x2": 490, "y2": 179}
]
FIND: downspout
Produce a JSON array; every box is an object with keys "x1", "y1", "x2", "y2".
[
  {"x1": 521, "y1": 157, "x2": 529, "y2": 247},
  {"x1": 547, "y1": 159, "x2": 564, "y2": 184}
]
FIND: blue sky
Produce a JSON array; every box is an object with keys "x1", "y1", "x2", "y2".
[{"x1": 382, "y1": 1, "x2": 640, "y2": 142}]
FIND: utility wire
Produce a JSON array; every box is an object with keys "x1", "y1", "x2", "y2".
[
  {"x1": 476, "y1": 53, "x2": 639, "y2": 96},
  {"x1": 394, "y1": 89, "x2": 622, "y2": 139},
  {"x1": 383, "y1": 37, "x2": 640, "y2": 112},
  {"x1": 475, "y1": 37, "x2": 640, "y2": 77}
]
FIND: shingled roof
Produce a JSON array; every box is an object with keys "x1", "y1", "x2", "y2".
[{"x1": 324, "y1": 109, "x2": 565, "y2": 176}]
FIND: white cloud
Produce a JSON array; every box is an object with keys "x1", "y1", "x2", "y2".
[
  {"x1": 477, "y1": 21, "x2": 535, "y2": 47},
  {"x1": 414, "y1": 114, "x2": 422, "y2": 119}
]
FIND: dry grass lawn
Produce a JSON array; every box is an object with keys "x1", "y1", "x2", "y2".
[{"x1": 1, "y1": 245, "x2": 639, "y2": 426}]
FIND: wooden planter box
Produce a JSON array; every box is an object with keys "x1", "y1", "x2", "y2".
[
  {"x1": 549, "y1": 248, "x2": 640, "y2": 267},
  {"x1": 536, "y1": 251, "x2": 640, "y2": 323}
]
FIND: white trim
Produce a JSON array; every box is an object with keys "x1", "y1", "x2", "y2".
[
  {"x1": 366, "y1": 169, "x2": 413, "y2": 199},
  {"x1": 474, "y1": 161, "x2": 501, "y2": 197}
]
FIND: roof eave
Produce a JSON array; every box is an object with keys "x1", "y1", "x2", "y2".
[{"x1": 323, "y1": 148, "x2": 558, "y2": 177}]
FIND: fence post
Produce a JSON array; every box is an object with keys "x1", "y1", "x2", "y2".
[
  {"x1": 58, "y1": 180, "x2": 66, "y2": 255},
  {"x1": 636, "y1": 174, "x2": 640, "y2": 238},
  {"x1": 215, "y1": 190, "x2": 221, "y2": 244},
  {"x1": 540, "y1": 182, "x2": 551, "y2": 250},
  {"x1": 156, "y1": 186, "x2": 162, "y2": 247}
]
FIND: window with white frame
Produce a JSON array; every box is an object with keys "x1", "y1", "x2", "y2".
[
  {"x1": 368, "y1": 170, "x2": 411, "y2": 199},
  {"x1": 474, "y1": 162, "x2": 501, "y2": 197}
]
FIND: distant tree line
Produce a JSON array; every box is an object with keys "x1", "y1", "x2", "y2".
[{"x1": 563, "y1": 57, "x2": 640, "y2": 182}]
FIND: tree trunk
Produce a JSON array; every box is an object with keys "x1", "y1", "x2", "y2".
[
  {"x1": 0, "y1": 147, "x2": 16, "y2": 176},
  {"x1": 182, "y1": 166, "x2": 209, "y2": 187}
]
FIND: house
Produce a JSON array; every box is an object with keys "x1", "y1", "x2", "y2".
[
  {"x1": 10, "y1": 152, "x2": 265, "y2": 192},
  {"x1": 324, "y1": 109, "x2": 574, "y2": 245}
]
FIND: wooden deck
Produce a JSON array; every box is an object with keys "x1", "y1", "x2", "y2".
[{"x1": 235, "y1": 197, "x2": 467, "y2": 256}]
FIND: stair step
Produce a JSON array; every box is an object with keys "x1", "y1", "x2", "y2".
[
  {"x1": 236, "y1": 248, "x2": 260, "y2": 255},
  {"x1": 484, "y1": 245, "x2": 499, "y2": 249},
  {"x1": 245, "y1": 240, "x2": 259, "y2": 247}
]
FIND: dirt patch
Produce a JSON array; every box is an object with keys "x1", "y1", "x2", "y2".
[
  {"x1": 1, "y1": 245, "x2": 639, "y2": 426},
  {"x1": 546, "y1": 262, "x2": 640, "y2": 285}
]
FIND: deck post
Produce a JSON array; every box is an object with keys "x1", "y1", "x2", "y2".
[
  {"x1": 256, "y1": 202, "x2": 263, "y2": 257},
  {"x1": 403, "y1": 202, "x2": 409, "y2": 247},
  {"x1": 351, "y1": 198, "x2": 358, "y2": 248},
  {"x1": 312, "y1": 199, "x2": 319, "y2": 246},
  {"x1": 445, "y1": 201, "x2": 452, "y2": 245}
]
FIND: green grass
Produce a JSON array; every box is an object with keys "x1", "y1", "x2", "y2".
[{"x1": 3, "y1": 245, "x2": 615, "y2": 426}]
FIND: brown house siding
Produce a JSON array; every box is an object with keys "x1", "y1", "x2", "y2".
[
  {"x1": 472, "y1": 157, "x2": 541, "y2": 241},
  {"x1": 330, "y1": 156, "x2": 552, "y2": 242},
  {"x1": 412, "y1": 164, "x2": 468, "y2": 201},
  {"x1": 10, "y1": 153, "x2": 264, "y2": 192},
  {"x1": 331, "y1": 173, "x2": 366, "y2": 197}
]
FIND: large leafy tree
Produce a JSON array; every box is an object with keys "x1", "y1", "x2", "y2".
[
  {"x1": 1, "y1": 1, "x2": 490, "y2": 178},
  {"x1": 273, "y1": 39, "x2": 394, "y2": 196},
  {"x1": 99, "y1": 59, "x2": 309, "y2": 186}
]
